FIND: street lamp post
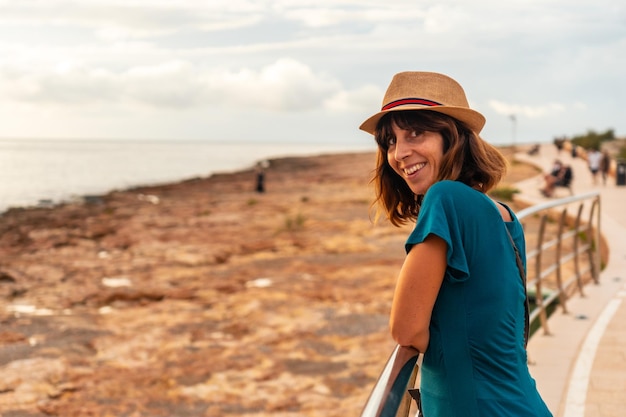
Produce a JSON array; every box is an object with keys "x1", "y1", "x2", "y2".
[{"x1": 509, "y1": 114, "x2": 517, "y2": 148}]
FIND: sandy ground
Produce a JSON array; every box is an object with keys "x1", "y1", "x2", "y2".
[{"x1": 0, "y1": 146, "x2": 540, "y2": 416}]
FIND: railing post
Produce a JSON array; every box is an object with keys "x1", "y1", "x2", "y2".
[
  {"x1": 574, "y1": 204, "x2": 585, "y2": 296},
  {"x1": 555, "y1": 209, "x2": 568, "y2": 313},
  {"x1": 588, "y1": 197, "x2": 600, "y2": 284},
  {"x1": 596, "y1": 196, "x2": 602, "y2": 283}
]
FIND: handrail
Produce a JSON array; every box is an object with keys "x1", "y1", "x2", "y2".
[
  {"x1": 516, "y1": 191, "x2": 601, "y2": 335},
  {"x1": 360, "y1": 191, "x2": 602, "y2": 417},
  {"x1": 515, "y1": 190, "x2": 600, "y2": 220},
  {"x1": 360, "y1": 345, "x2": 420, "y2": 417}
]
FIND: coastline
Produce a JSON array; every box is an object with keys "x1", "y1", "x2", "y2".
[
  {"x1": 0, "y1": 146, "x2": 535, "y2": 416},
  {"x1": 0, "y1": 138, "x2": 377, "y2": 214}
]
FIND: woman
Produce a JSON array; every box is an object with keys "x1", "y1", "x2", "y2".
[{"x1": 359, "y1": 72, "x2": 552, "y2": 416}]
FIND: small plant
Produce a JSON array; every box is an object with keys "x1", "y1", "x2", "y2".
[
  {"x1": 489, "y1": 186, "x2": 520, "y2": 201},
  {"x1": 284, "y1": 212, "x2": 306, "y2": 231},
  {"x1": 247, "y1": 198, "x2": 258, "y2": 206}
]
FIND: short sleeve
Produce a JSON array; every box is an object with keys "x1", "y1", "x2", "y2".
[{"x1": 405, "y1": 181, "x2": 470, "y2": 282}]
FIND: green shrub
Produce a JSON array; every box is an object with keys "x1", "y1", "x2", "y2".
[
  {"x1": 570, "y1": 128, "x2": 615, "y2": 151},
  {"x1": 284, "y1": 212, "x2": 306, "y2": 231},
  {"x1": 489, "y1": 186, "x2": 520, "y2": 201}
]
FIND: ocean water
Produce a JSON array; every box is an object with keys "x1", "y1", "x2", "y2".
[{"x1": 0, "y1": 138, "x2": 375, "y2": 213}]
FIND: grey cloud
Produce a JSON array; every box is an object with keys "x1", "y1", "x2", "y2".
[
  {"x1": 0, "y1": 0, "x2": 624, "y2": 143},
  {"x1": 0, "y1": 58, "x2": 345, "y2": 111},
  {"x1": 0, "y1": 1, "x2": 267, "y2": 39}
]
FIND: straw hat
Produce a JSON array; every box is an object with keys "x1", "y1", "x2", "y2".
[{"x1": 359, "y1": 71, "x2": 486, "y2": 135}]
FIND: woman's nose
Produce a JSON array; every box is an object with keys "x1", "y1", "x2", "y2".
[{"x1": 394, "y1": 137, "x2": 411, "y2": 161}]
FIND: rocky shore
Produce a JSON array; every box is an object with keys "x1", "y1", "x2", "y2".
[{"x1": 0, "y1": 148, "x2": 535, "y2": 416}]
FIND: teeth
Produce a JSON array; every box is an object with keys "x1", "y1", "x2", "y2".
[{"x1": 404, "y1": 163, "x2": 426, "y2": 175}]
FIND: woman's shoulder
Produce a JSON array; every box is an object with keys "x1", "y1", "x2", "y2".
[
  {"x1": 426, "y1": 180, "x2": 478, "y2": 201},
  {"x1": 424, "y1": 181, "x2": 499, "y2": 221}
]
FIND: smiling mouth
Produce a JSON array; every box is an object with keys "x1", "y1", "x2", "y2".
[{"x1": 403, "y1": 162, "x2": 426, "y2": 176}]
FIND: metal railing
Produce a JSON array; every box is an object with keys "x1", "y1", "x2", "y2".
[
  {"x1": 360, "y1": 345, "x2": 420, "y2": 417},
  {"x1": 360, "y1": 191, "x2": 602, "y2": 417},
  {"x1": 516, "y1": 191, "x2": 601, "y2": 335}
]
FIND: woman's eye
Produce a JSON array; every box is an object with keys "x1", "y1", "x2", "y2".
[{"x1": 388, "y1": 137, "x2": 396, "y2": 146}]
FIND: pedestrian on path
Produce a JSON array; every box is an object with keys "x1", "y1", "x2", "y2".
[
  {"x1": 587, "y1": 148, "x2": 602, "y2": 185},
  {"x1": 600, "y1": 150, "x2": 611, "y2": 185},
  {"x1": 360, "y1": 71, "x2": 552, "y2": 417}
]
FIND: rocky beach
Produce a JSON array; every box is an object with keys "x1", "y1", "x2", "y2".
[{"x1": 0, "y1": 148, "x2": 537, "y2": 417}]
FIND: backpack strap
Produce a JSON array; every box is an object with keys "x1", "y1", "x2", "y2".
[{"x1": 505, "y1": 227, "x2": 530, "y2": 348}]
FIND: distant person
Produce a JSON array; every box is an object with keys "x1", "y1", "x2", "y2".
[
  {"x1": 255, "y1": 160, "x2": 269, "y2": 193},
  {"x1": 587, "y1": 148, "x2": 602, "y2": 185},
  {"x1": 571, "y1": 144, "x2": 578, "y2": 158},
  {"x1": 255, "y1": 170, "x2": 265, "y2": 193},
  {"x1": 359, "y1": 71, "x2": 552, "y2": 416},
  {"x1": 527, "y1": 144, "x2": 540, "y2": 155},
  {"x1": 541, "y1": 159, "x2": 572, "y2": 197},
  {"x1": 553, "y1": 138, "x2": 565, "y2": 153},
  {"x1": 600, "y1": 150, "x2": 611, "y2": 185}
]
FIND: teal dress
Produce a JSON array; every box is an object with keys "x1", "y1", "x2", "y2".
[{"x1": 406, "y1": 181, "x2": 552, "y2": 417}]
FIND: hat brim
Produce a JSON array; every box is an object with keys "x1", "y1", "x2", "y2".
[{"x1": 359, "y1": 106, "x2": 486, "y2": 136}]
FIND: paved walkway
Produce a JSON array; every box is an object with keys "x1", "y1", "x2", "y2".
[{"x1": 514, "y1": 143, "x2": 626, "y2": 417}]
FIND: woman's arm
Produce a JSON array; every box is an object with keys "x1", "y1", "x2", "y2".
[{"x1": 389, "y1": 234, "x2": 447, "y2": 352}]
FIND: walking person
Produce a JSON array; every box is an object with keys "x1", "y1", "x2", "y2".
[
  {"x1": 359, "y1": 71, "x2": 552, "y2": 416},
  {"x1": 587, "y1": 148, "x2": 602, "y2": 185},
  {"x1": 600, "y1": 150, "x2": 611, "y2": 185}
]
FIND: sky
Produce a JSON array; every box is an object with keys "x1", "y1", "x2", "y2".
[{"x1": 0, "y1": 0, "x2": 624, "y2": 146}]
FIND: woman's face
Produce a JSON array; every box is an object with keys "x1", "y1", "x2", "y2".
[{"x1": 387, "y1": 120, "x2": 445, "y2": 196}]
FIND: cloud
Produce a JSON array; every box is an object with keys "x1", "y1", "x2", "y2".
[
  {"x1": 0, "y1": 0, "x2": 624, "y2": 143},
  {"x1": 324, "y1": 84, "x2": 382, "y2": 112},
  {"x1": 278, "y1": 5, "x2": 425, "y2": 28},
  {"x1": 0, "y1": 0, "x2": 267, "y2": 39},
  {"x1": 208, "y1": 58, "x2": 342, "y2": 111},
  {"x1": 0, "y1": 63, "x2": 117, "y2": 105},
  {"x1": 0, "y1": 58, "x2": 346, "y2": 112},
  {"x1": 488, "y1": 99, "x2": 567, "y2": 119}
]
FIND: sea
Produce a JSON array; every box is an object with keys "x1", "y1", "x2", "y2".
[{"x1": 0, "y1": 138, "x2": 376, "y2": 213}]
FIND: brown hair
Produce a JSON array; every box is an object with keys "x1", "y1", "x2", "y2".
[{"x1": 372, "y1": 110, "x2": 507, "y2": 226}]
